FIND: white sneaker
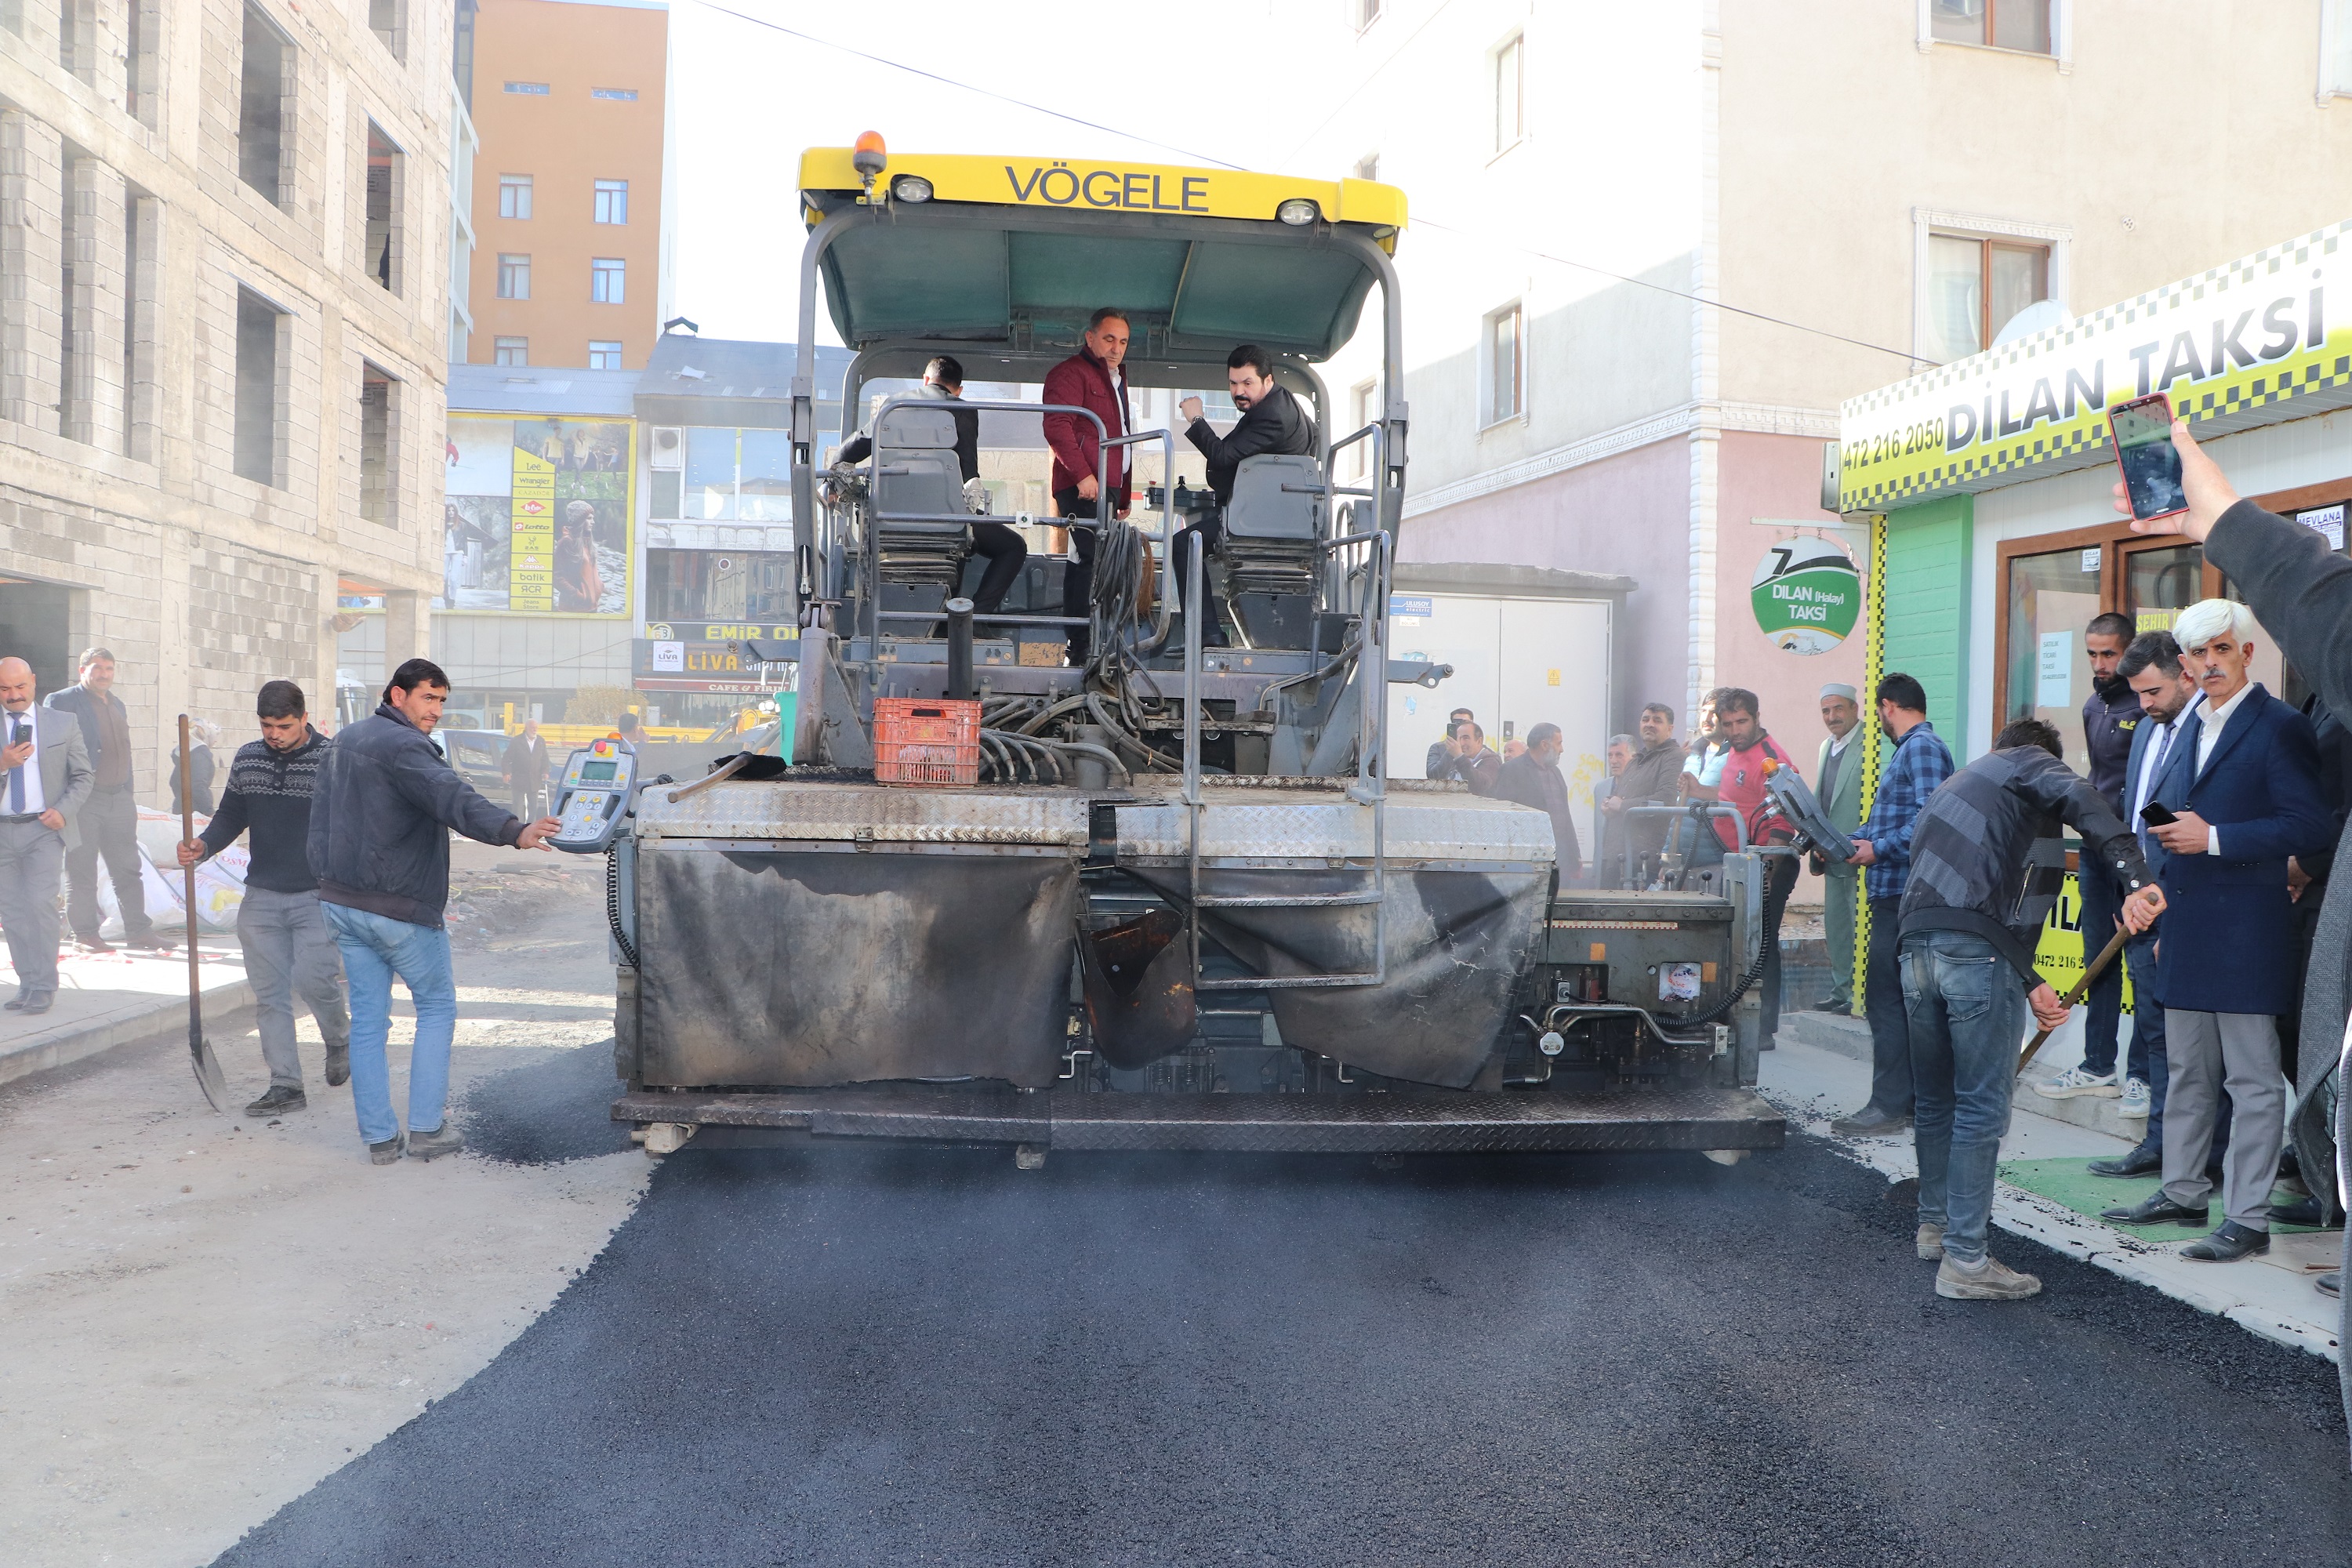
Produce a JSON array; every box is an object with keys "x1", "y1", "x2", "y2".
[
  {"x1": 2118, "y1": 1078, "x2": 2151, "y2": 1119},
  {"x1": 2034, "y1": 1065, "x2": 2120, "y2": 1099}
]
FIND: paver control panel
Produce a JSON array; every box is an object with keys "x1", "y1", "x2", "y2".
[{"x1": 550, "y1": 739, "x2": 637, "y2": 853}]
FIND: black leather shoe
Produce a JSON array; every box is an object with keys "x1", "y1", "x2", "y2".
[
  {"x1": 2319, "y1": 1272, "x2": 2341, "y2": 1300},
  {"x1": 19, "y1": 991, "x2": 53, "y2": 1014},
  {"x1": 1809, "y1": 996, "x2": 1851, "y2": 1013},
  {"x1": 2181, "y1": 1221, "x2": 2270, "y2": 1262},
  {"x1": 2267, "y1": 1196, "x2": 2325, "y2": 1228},
  {"x1": 1830, "y1": 1105, "x2": 1911, "y2": 1137},
  {"x1": 2100, "y1": 1192, "x2": 2209, "y2": 1225},
  {"x1": 2089, "y1": 1142, "x2": 2164, "y2": 1178}
]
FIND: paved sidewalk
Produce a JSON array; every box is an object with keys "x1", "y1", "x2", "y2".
[
  {"x1": 0, "y1": 938, "x2": 252, "y2": 1087},
  {"x1": 1761, "y1": 1025, "x2": 2343, "y2": 1362}
]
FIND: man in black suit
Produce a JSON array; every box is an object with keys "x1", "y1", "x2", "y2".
[
  {"x1": 45, "y1": 647, "x2": 168, "y2": 953},
  {"x1": 1174, "y1": 344, "x2": 1317, "y2": 647},
  {"x1": 2089, "y1": 631, "x2": 2201, "y2": 1180},
  {"x1": 504, "y1": 718, "x2": 552, "y2": 821}
]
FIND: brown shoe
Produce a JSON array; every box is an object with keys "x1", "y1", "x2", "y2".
[{"x1": 1935, "y1": 1254, "x2": 2042, "y2": 1301}]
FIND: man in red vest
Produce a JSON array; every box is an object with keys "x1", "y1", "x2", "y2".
[
  {"x1": 1041, "y1": 308, "x2": 1134, "y2": 666},
  {"x1": 1712, "y1": 688, "x2": 1801, "y2": 1040}
]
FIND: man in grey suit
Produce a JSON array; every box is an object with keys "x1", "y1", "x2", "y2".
[
  {"x1": 1812, "y1": 683, "x2": 1864, "y2": 1012},
  {"x1": 0, "y1": 657, "x2": 93, "y2": 1013}
]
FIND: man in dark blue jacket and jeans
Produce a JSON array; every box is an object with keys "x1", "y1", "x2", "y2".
[{"x1": 308, "y1": 659, "x2": 561, "y2": 1163}]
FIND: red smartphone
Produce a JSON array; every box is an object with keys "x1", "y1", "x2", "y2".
[{"x1": 2107, "y1": 393, "x2": 2187, "y2": 521}]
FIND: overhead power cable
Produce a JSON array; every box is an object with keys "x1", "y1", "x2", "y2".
[{"x1": 691, "y1": 0, "x2": 1927, "y2": 367}]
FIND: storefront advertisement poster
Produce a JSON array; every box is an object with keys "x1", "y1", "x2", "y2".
[
  {"x1": 441, "y1": 414, "x2": 634, "y2": 616},
  {"x1": 1841, "y1": 219, "x2": 2352, "y2": 512}
]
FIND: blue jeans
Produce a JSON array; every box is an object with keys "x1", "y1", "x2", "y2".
[
  {"x1": 324, "y1": 902, "x2": 457, "y2": 1146},
  {"x1": 1902, "y1": 930, "x2": 2028, "y2": 1266}
]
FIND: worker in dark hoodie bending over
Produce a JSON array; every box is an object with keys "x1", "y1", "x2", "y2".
[
  {"x1": 1175, "y1": 343, "x2": 1316, "y2": 646},
  {"x1": 1894, "y1": 714, "x2": 2165, "y2": 1303}
]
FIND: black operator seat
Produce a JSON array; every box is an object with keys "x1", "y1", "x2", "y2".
[
  {"x1": 871, "y1": 405, "x2": 970, "y2": 590},
  {"x1": 1219, "y1": 452, "x2": 1321, "y2": 603}
]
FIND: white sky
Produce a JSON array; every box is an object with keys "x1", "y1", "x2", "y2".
[{"x1": 667, "y1": 0, "x2": 1331, "y2": 344}]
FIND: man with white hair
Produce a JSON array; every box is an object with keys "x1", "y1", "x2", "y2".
[
  {"x1": 2099, "y1": 596, "x2": 2333, "y2": 1263},
  {"x1": 1813, "y1": 683, "x2": 1864, "y2": 1012}
]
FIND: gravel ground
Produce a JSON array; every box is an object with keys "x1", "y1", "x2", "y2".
[{"x1": 210, "y1": 1123, "x2": 2350, "y2": 1567}]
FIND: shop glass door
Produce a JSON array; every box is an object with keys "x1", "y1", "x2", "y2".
[{"x1": 2002, "y1": 545, "x2": 2103, "y2": 776}]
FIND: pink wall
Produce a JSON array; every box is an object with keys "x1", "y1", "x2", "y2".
[
  {"x1": 1400, "y1": 437, "x2": 1692, "y2": 732},
  {"x1": 1713, "y1": 430, "x2": 1867, "y2": 758}
]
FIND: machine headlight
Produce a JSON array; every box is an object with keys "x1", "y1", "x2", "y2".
[
  {"x1": 1276, "y1": 198, "x2": 1319, "y2": 227},
  {"x1": 892, "y1": 174, "x2": 934, "y2": 204}
]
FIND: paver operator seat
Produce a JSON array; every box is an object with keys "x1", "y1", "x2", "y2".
[
  {"x1": 869, "y1": 405, "x2": 970, "y2": 598},
  {"x1": 1218, "y1": 452, "x2": 1323, "y2": 648}
]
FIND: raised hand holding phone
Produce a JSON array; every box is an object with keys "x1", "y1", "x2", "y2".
[{"x1": 2108, "y1": 415, "x2": 2239, "y2": 543}]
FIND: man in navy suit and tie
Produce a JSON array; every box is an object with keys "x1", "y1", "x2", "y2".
[
  {"x1": 2100, "y1": 599, "x2": 2335, "y2": 1261},
  {"x1": 2087, "y1": 631, "x2": 2201, "y2": 1180}
]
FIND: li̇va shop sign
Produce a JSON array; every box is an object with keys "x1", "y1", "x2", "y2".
[
  {"x1": 1751, "y1": 538, "x2": 1859, "y2": 655},
  {"x1": 1839, "y1": 219, "x2": 2352, "y2": 512}
]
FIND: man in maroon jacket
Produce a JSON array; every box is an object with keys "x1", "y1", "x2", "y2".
[{"x1": 1041, "y1": 307, "x2": 1134, "y2": 664}]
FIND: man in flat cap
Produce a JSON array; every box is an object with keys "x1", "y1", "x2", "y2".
[{"x1": 1813, "y1": 682, "x2": 1864, "y2": 1012}]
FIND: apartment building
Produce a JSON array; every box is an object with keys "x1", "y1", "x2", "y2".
[
  {"x1": 0, "y1": 0, "x2": 451, "y2": 772},
  {"x1": 461, "y1": 0, "x2": 670, "y2": 372},
  {"x1": 1301, "y1": 0, "x2": 2352, "y2": 766}
]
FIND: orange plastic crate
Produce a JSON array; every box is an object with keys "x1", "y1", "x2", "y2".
[{"x1": 873, "y1": 698, "x2": 982, "y2": 786}]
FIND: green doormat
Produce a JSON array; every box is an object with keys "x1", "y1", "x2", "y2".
[{"x1": 1998, "y1": 1156, "x2": 2322, "y2": 1234}]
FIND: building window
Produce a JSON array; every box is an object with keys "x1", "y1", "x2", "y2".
[
  {"x1": 59, "y1": 0, "x2": 89, "y2": 81},
  {"x1": 645, "y1": 550, "x2": 795, "y2": 622},
  {"x1": 1931, "y1": 0, "x2": 2052, "y2": 55},
  {"x1": 359, "y1": 364, "x2": 397, "y2": 527},
  {"x1": 1355, "y1": 0, "x2": 1380, "y2": 31},
  {"x1": 2325, "y1": 0, "x2": 2352, "y2": 99},
  {"x1": 1352, "y1": 153, "x2": 1378, "y2": 183},
  {"x1": 238, "y1": 3, "x2": 293, "y2": 207},
  {"x1": 499, "y1": 173, "x2": 532, "y2": 220},
  {"x1": 125, "y1": 1, "x2": 161, "y2": 129},
  {"x1": 1483, "y1": 303, "x2": 1523, "y2": 426},
  {"x1": 1925, "y1": 232, "x2": 2050, "y2": 361},
  {"x1": 497, "y1": 252, "x2": 530, "y2": 299},
  {"x1": 1493, "y1": 33, "x2": 1525, "y2": 154},
  {"x1": 593, "y1": 178, "x2": 628, "y2": 224},
  {"x1": 1348, "y1": 380, "x2": 1377, "y2": 477},
  {"x1": 123, "y1": 187, "x2": 159, "y2": 460},
  {"x1": 590, "y1": 256, "x2": 625, "y2": 303},
  {"x1": 493, "y1": 336, "x2": 527, "y2": 366},
  {"x1": 234, "y1": 286, "x2": 283, "y2": 486},
  {"x1": 739, "y1": 429, "x2": 793, "y2": 521},
  {"x1": 368, "y1": 0, "x2": 405, "y2": 60},
  {"x1": 588, "y1": 339, "x2": 623, "y2": 370},
  {"x1": 685, "y1": 426, "x2": 736, "y2": 519},
  {"x1": 365, "y1": 121, "x2": 402, "y2": 295}
]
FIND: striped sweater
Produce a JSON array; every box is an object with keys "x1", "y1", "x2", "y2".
[{"x1": 196, "y1": 728, "x2": 332, "y2": 894}]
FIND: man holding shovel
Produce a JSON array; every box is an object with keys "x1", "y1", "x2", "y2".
[
  {"x1": 1893, "y1": 716, "x2": 2165, "y2": 1301},
  {"x1": 178, "y1": 681, "x2": 350, "y2": 1118}
]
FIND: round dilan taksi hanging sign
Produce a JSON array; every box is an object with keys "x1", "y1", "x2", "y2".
[{"x1": 1750, "y1": 535, "x2": 1860, "y2": 655}]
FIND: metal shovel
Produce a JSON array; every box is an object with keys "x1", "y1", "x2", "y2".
[{"x1": 178, "y1": 714, "x2": 228, "y2": 1111}]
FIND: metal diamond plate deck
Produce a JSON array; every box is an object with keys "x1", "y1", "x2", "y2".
[
  {"x1": 612, "y1": 1086, "x2": 1783, "y2": 1153},
  {"x1": 636, "y1": 781, "x2": 1091, "y2": 845},
  {"x1": 1116, "y1": 786, "x2": 1555, "y2": 864}
]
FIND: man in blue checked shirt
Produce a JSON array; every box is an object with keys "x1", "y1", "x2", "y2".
[{"x1": 1830, "y1": 672, "x2": 1956, "y2": 1137}]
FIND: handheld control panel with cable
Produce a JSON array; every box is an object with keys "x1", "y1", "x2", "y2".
[{"x1": 549, "y1": 740, "x2": 638, "y2": 853}]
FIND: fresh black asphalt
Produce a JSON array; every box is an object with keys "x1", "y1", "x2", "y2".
[{"x1": 214, "y1": 1040, "x2": 2351, "y2": 1567}]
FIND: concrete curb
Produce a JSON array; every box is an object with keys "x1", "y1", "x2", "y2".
[
  {"x1": 0, "y1": 978, "x2": 258, "y2": 1087},
  {"x1": 1781, "y1": 1010, "x2": 1871, "y2": 1063},
  {"x1": 1782, "y1": 1009, "x2": 2148, "y2": 1141}
]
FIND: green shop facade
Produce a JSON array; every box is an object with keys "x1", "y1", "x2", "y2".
[{"x1": 1835, "y1": 219, "x2": 2352, "y2": 1000}]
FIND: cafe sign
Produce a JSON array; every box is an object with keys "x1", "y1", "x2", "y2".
[{"x1": 1839, "y1": 219, "x2": 2352, "y2": 512}]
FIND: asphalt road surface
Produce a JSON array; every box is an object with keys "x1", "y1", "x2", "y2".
[{"x1": 212, "y1": 1041, "x2": 2350, "y2": 1568}]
